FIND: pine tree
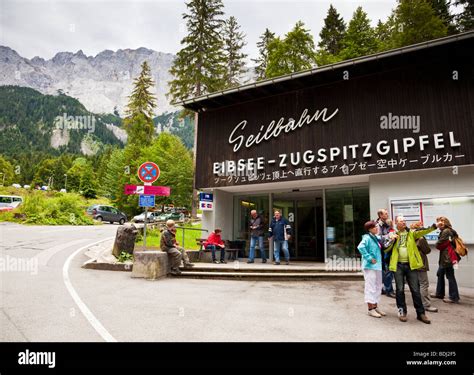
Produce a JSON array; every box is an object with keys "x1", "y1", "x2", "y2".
[
  {"x1": 375, "y1": 16, "x2": 397, "y2": 51},
  {"x1": 454, "y1": 0, "x2": 474, "y2": 31},
  {"x1": 339, "y1": 6, "x2": 378, "y2": 60},
  {"x1": 123, "y1": 61, "x2": 157, "y2": 146},
  {"x1": 252, "y1": 28, "x2": 275, "y2": 80},
  {"x1": 266, "y1": 21, "x2": 317, "y2": 78},
  {"x1": 389, "y1": 0, "x2": 448, "y2": 48},
  {"x1": 318, "y1": 4, "x2": 346, "y2": 56},
  {"x1": 429, "y1": 0, "x2": 458, "y2": 34},
  {"x1": 168, "y1": 0, "x2": 226, "y2": 102},
  {"x1": 223, "y1": 16, "x2": 248, "y2": 88}
]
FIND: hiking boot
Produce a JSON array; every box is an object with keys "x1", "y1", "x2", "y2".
[
  {"x1": 430, "y1": 294, "x2": 443, "y2": 299},
  {"x1": 443, "y1": 298, "x2": 459, "y2": 304},
  {"x1": 417, "y1": 314, "x2": 431, "y2": 324},
  {"x1": 425, "y1": 306, "x2": 438, "y2": 312},
  {"x1": 368, "y1": 309, "x2": 381, "y2": 318},
  {"x1": 375, "y1": 308, "x2": 386, "y2": 316},
  {"x1": 398, "y1": 309, "x2": 407, "y2": 322},
  {"x1": 170, "y1": 268, "x2": 182, "y2": 276}
]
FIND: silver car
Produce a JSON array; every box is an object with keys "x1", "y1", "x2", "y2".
[{"x1": 86, "y1": 205, "x2": 127, "y2": 225}]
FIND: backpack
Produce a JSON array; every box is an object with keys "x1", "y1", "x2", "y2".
[{"x1": 454, "y1": 236, "x2": 468, "y2": 257}]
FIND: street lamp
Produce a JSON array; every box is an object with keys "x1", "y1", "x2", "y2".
[{"x1": 64, "y1": 174, "x2": 67, "y2": 192}]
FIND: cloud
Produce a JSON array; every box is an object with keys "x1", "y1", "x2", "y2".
[{"x1": 0, "y1": 0, "x2": 395, "y2": 60}]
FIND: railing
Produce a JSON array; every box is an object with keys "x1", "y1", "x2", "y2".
[{"x1": 175, "y1": 226, "x2": 208, "y2": 249}]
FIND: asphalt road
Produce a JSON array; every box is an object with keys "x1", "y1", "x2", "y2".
[{"x1": 1, "y1": 223, "x2": 473, "y2": 342}]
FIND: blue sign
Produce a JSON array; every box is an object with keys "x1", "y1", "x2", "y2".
[
  {"x1": 199, "y1": 193, "x2": 213, "y2": 202},
  {"x1": 139, "y1": 194, "x2": 155, "y2": 207}
]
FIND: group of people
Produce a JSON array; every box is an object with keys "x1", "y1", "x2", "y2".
[
  {"x1": 358, "y1": 209, "x2": 463, "y2": 324},
  {"x1": 200, "y1": 209, "x2": 293, "y2": 265},
  {"x1": 159, "y1": 209, "x2": 293, "y2": 272}
]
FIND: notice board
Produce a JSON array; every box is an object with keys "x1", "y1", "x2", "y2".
[{"x1": 390, "y1": 195, "x2": 474, "y2": 243}]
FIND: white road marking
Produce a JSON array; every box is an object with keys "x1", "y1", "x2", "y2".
[
  {"x1": 62, "y1": 237, "x2": 117, "y2": 342},
  {"x1": 34, "y1": 239, "x2": 90, "y2": 266}
]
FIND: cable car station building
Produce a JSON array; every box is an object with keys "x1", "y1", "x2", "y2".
[{"x1": 180, "y1": 32, "x2": 474, "y2": 265}]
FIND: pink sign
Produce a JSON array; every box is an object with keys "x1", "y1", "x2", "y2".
[{"x1": 124, "y1": 185, "x2": 170, "y2": 196}]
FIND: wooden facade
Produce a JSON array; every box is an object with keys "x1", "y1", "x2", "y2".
[{"x1": 193, "y1": 34, "x2": 474, "y2": 189}]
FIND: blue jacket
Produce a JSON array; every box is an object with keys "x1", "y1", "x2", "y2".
[
  {"x1": 357, "y1": 233, "x2": 382, "y2": 271},
  {"x1": 268, "y1": 217, "x2": 292, "y2": 241}
]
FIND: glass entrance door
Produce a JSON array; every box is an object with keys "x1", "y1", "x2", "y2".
[{"x1": 273, "y1": 194, "x2": 324, "y2": 261}]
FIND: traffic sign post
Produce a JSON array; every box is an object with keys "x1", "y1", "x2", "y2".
[
  {"x1": 138, "y1": 162, "x2": 160, "y2": 184},
  {"x1": 139, "y1": 195, "x2": 155, "y2": 247},
  {"x1": 135, "y1": 162, "x2": 161, "y2": 248}
]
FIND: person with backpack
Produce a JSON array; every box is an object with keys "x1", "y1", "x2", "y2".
[
  {"x1": 357, "y1": 221, "x2": 386, "y2": 318},
  {"x1": 431, "y1": 216, "x2": 462, "y2": 304}
]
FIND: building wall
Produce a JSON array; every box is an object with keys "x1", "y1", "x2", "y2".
[
  {"x1": 369, "y1": 165, "x2": 474, "y2": 288},
  {"x1": 201, "y1": 189, "x2": 234, "y2": 241}
]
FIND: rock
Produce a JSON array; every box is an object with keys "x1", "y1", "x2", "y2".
[
  {"x1": 131, "y1": 250, "x2": 170, "y2": 280},
  {"x1": 112, "y1": 223, "x2": 138, "y2": 258}
]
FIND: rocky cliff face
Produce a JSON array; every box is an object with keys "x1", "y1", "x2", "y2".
[{"x1": 0, "y1": 46, "x2": 176, "y2": 115}]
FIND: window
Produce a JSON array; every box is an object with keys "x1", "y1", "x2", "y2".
[{"x1": 325, "y1": 187, "x2": 369, "y2": 258}]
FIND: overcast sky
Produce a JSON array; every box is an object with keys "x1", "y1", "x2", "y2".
[{"x1": 1, "y1": 0, "x2": 399, "y2": 61}]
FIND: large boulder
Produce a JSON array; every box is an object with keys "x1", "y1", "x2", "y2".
[{"x1": 112, "y1": 223, "x2": 138, "y2": 258}]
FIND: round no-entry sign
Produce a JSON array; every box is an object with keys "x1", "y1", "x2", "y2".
[{"x1": 137, "y1": 162, "x2": 160, "y2": 183}]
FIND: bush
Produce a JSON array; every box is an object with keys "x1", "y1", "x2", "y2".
[{"x1": 0, "y1": 190, "x2": 95, "y2": 225}]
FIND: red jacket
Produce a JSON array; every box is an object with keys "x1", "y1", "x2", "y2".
[
  {"x1": 436, "y1": 240, "x2": 459, "y2": 265},
  {"x1": 204, "y1": 232, "x2": 224, "y2": 247}
]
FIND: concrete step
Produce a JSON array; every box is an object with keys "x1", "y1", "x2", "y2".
[
  {"x1": 176, "y1": 270, "x2": 363, "y2": 281},
  {"x1": 179, "y1": 265, "x2": 347, "y2": 273}
]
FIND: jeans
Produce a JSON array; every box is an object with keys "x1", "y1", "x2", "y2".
[
  {"x1": 273, "y1": 240, "x2": 289, "y2": 262},
  {"x1": 249, "y1": 236, "x2": 266, "y2": 261},
  {"x1": 435, "y1": 266, "x2": 460, "y2": 301},
  {"x1": 418, "y1": 271, "x2": 432, "y2": 308},
  {"x1": 206, "y1": 245, "x2": 225, "y2": 261},
  {"x1": 394, "y1": 263, "x2": 425, "y2": 316},
  {"x1": 382, "y1": 261, "x2": 394, "y2": 294}
]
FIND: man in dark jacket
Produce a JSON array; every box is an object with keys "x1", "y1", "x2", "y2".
[
  {"x1": 411, "y1": 222, "x2": 438, "y2": 312},
  {"x1": 431, "y1": 216, "x2": 460, "y2": 303},
  {"x1": 160, "y1": 220, "x2": 191, "y2": 275},
  {"x1": 248, "y1": 210, "x2": 267, "y2": 264},
  {"x1": 268, "y1": 210, "x2": 292, "y2": 265}
]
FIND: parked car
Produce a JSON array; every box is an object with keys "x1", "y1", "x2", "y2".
[
  {"x1": 132, "y1": 211, "x2": 161, "y2": 223},
  {"x1": 86, "y1": 205, "x2": 127, "y2": 224},
  {"x1": 158, "y1": 210, "x2": 185, "y2": 221},
  {"x1": 0, "y1": 195, "x2": 23, "y2": 211}
]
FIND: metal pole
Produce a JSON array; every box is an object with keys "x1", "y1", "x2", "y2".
[
  {"x1": 144, "y1": 206, "x2": 148, "y2": 247},
  {"x1": 182, "y1": 227, "x2": 185, "y2": 249}
]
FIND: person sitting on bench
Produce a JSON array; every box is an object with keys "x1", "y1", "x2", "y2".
[{"x1": 204, "y1": 228, "x2": 227, "y2": 264}]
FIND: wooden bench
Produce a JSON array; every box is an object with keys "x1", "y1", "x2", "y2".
[{"x1": 195, "y1": 238, "x2": 241, "y2": 261}]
